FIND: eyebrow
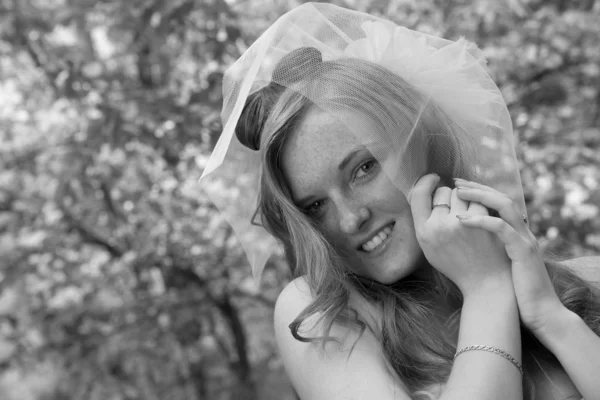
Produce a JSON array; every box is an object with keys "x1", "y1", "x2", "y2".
[
  {"x1": 294, "y1": 147, "x2": 365, "y2": 207},
  {"x1": 338, "y1": 148, "x2": 363, "y2": 171}
]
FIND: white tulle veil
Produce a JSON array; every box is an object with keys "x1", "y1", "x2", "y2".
[{"x1": 199, "y1": 2, "x2": 525, "y2": 285}]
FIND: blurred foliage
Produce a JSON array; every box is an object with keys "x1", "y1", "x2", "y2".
[{"x1": 0, "y1": 0, "x2": 598, "y2": 399}]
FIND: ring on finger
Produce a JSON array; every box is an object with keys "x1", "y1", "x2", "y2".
[{"x1": 432, "y1": 187, "x2": 452, "y2": 210}]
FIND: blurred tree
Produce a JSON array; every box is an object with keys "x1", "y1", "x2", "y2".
[{"x1": 0, "y1": 0, "x2": 598, "y2": 399}]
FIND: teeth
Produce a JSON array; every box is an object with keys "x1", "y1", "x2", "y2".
[{"x1": 361, "y1": 224, "x2": 393, "y2": 252}]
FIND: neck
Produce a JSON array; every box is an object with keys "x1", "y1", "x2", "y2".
[{"x1": 410, "y1": 254, "x2": 440, "y2": 287}]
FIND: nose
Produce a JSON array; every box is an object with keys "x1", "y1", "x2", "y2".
[{"x1": 339, "y1": 202, "x2": 370, "y2": 234}]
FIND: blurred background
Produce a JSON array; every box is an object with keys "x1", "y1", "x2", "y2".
[{"x1": 0, "y1": 0, "x2": 599, "y2": 399}]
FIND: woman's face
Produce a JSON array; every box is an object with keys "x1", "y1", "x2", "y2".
[{"x1": 281, "y1": 107, "x2": 424, "y2": 284}]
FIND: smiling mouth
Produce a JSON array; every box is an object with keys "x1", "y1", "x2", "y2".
[{"x1": 358, "y1": 222, "x2": 395, "y2": 253}]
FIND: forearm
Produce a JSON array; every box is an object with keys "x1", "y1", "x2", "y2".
[
  {"x1": 535, "y1": 307, "x2": 600, "y2": 400},
  {"x1": 440, "y1": 280, "x2": 522, "y2": 400}
]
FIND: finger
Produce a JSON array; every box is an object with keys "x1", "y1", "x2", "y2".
[
  {"x1": 454, "y1": 178, "x2": 497, "y2": 193},
  {"x1": 454, "y1": 180, "x2": 519, "y2": 216},
  {"x1": 456, "y1": 214, "x2": 523, "y2": 250},
  {"x1": 456, "y1": 187, "x2": 526, "y2": 233},
  {"x1": 450, "y1": 188, "x2": 469, "y2": 214},
  {"x1": 409, "y1": 174, "x2": 441, "y2": 227},
  {"x1": 431, "y1": 186, "x2": 452, "y2": 217},
  {"x1": 467, "y1": 201, "x2": 488, "y2": 215}
]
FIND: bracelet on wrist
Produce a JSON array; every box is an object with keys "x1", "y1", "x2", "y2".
[{"x1": 454, "y1": 344, "x2": 523, "y2": 376}]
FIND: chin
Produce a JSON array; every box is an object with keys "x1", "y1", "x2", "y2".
[
  {"x1": 372, "y1": 266, "x2": 414, "y2": 285},
  {"x1": 366, "y1": 253, "x2": 426, "y2": 285}
]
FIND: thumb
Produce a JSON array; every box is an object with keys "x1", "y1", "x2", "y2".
[{"x1": 409, "y1": 173, "x2": 440, "y2": 227}]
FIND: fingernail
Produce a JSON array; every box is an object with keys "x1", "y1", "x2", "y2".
[{"x1": 456, "y1": 215, "x2": 471, "y2": 220}]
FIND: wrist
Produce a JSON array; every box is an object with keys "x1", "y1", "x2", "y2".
[
  {"x1": 462, "y1": 276, "x2": 515, "y2": 302},
  {"x1": 533, "y1": 306, "x2": 581, "y2": 349}
]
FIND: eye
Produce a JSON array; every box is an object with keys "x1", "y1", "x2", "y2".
[
  {"x1": 354, "y1": 159, "x2": 378, "y2": 180},
  {"x1": 304, "y1": 199, "x2": 326, "y2": 217}
]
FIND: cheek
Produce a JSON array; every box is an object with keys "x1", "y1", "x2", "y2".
[
  {"x1": 318, "y1": 218, "x2": 346, "y2": 248},
  {"x1": 301, "y1": 211, "x2": 341, "y2": 247},
  {"x1": 372, "y1": 176, "x2": 410, "y2": 213}
]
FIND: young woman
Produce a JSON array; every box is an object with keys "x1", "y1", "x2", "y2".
[{"x1": 200, "y1": 3, "x2": 600, "y2": 399}]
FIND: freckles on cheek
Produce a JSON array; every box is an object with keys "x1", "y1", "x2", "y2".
[
  {"x1": 317, "y1": 224, "x2": 355, "y2": 255},
  {"x1": 319, "y1": 226, "x2": 342, "y2": 248}
]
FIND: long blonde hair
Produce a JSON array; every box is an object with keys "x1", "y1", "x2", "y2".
[{"x1": 234, "y1": 48, "x2": 600, "y2": 399}]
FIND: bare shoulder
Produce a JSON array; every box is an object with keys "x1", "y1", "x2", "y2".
[
  {"x1": 274, "y1": 276, "x2": 411, "y2": 400},
  {"x1": 559, "y1": 256, "x2": 600, "y2": 284}
]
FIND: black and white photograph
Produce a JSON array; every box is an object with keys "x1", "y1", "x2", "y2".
[{"x1": 1, "y1": 1, "x2": 600, "y2": 399}]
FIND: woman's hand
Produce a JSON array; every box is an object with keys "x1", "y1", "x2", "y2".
[
  {"x1": 453, "y1": 178, "x2": 565, "y2": 334},
  {"x1": 409, "y1": 174, "x2": 513, "y2": 297}
]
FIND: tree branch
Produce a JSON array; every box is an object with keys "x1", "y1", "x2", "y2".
[{"x1": 55, "y1": 181, "x2": 125, "y2": 257}]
